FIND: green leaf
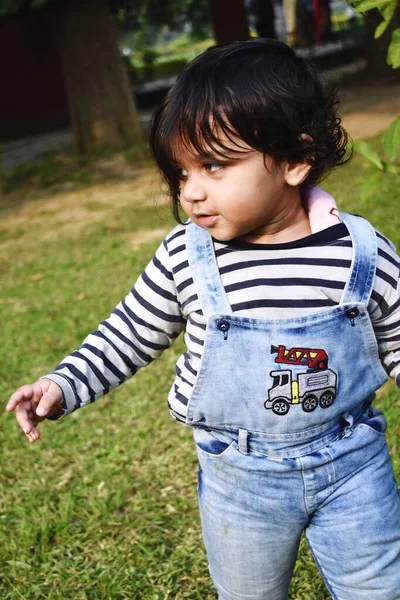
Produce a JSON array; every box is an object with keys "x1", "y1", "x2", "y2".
[
  {"x1": 387, "y1": 29, "x2": 400, "y2": 68},
  {"x1": 354, "y1": 140, "x2": 384, "y2": 170},
  {"x1": 375, "y1": 19, "x2": 390, "y2": 39},
  {"x1": 383, "y1": 117, "x2": 400, "y2": 161},
  {"x1": 383, "y1": 162, "x2": 398, "y2": 174},
  {"x1": 352, "y1": 0, "x2": 392, "y2": 15},
  {"x1": 379, "y1": 0, "x2": 396, "y2": 20}
]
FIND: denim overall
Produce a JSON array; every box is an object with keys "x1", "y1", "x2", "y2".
[{"x1": 185, "y1": 213, "x2": 400, "y2": 600}]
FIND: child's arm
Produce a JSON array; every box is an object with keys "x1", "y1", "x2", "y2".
[
  {"x1": 370, "y1": 234, "x2": 400, "y2": 388},
  {"x1": 6, "y1": 231, "x2": 186, "y2": 441}
]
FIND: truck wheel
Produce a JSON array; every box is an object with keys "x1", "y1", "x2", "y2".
[
  {"x1": 272, "y1": 399, "x2": 290, "y2": 415},
  {"x1": 302, "y1": 394, "x2": 318, "y2": 412},
  {"x1": 319, "y1": 391, "x2": 335, "y2": 408}
]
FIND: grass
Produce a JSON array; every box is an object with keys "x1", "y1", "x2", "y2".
[
  {"x1": 0, "y1": 139, "x2": 399, "y2": 599},
  {"x1": 0, "y1": 144, "x2": 154, "y2": 198}
]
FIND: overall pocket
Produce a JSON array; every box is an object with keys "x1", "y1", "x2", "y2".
[
  {"x1": 357, "y1": 407, "x2": 387, "y2": 439},
  {"x1": 193, "y1": 428, "x2": 236, "y2": 459}
]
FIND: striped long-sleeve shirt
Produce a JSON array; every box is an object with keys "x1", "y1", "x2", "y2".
[{"x1": 46, "y1": 221, "x2": 400, "y2": 423}]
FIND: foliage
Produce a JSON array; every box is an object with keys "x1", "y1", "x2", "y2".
[
  {"x1": 113, "y1": 0, "x2": 209, "y2": 39},
  {"x1": 354, "y1": 115, "x2": 399, "y2": 172},
  {"x1": 351, "y1": 0, "x2": 400, "y2": 67},
  {"x1": 121, "y1": 34, "x2": 213, "y2": 82},
  {"x1": 0, "y1": 139, "x2": 399, "y2": 600},
  {"x1": 349, "y1": 1, "x2": 399, "y2": 196},
  {"x1": 131, "y1": 54, "x2": 188, "y2": 81},
  {"x1": 126, "y1": 38, "x2": 213, "y2": 82},
  {"x1": 350, "y1": 125, "x2": 399, "y2": 205},
  {"x1": 0, "y1": 0, "x2": 47, "y2": 16},
  {"x1": 0, "y1": 0, "x2": 210, "y2": 40}
]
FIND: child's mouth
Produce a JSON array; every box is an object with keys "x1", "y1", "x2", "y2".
[{"x1": 195, "y1": 214, "x2": 218, "y2": 227}]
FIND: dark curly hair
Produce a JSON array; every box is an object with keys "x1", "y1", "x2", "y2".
[{"x1": 150, "y1": 38, "x2": 351, "y2": 222}]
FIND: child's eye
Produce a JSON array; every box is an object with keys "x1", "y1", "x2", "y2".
[
  {"x1": 177, "y1": 168, "x2": 188, "y2": 180},
  {"x1": 204, "y1": 163, "x2": 224, "y2": 173}
]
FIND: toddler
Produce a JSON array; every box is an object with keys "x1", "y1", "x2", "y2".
[{"x1": 7, "y1": 39, "x2": 400, "y2": 600}]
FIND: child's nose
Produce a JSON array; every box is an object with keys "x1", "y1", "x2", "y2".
[{"x1": 181, "y1": 174, "x2": 207, "y2": 203}]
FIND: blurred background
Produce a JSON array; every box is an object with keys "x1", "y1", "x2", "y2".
[{"x1": 0, "y1": 0, "x2": 398, "y2": 172}]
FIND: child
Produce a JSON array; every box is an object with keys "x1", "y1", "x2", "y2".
[{"x1": 6, "y1": 39, "x2": 400, "y2": 599}]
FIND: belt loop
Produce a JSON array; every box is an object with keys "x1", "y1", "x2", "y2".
[
  {"x1": 341, "y1": 412, "x2": 354, "y2": 438},
  {"x1": 238, "y1": 429, "x2": 249, "y2": 455}
]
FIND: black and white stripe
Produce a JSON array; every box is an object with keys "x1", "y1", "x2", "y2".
[{"x1": 46, "y1": 222, "x2": 400, "y2": 422}]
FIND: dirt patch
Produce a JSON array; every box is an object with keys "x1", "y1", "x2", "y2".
[
  {"x1": 0, "y1": 171, "x2": 167, "y2": 233},
  {"x1": 0, "y1": 169, "x2": 172, "y2": 260},
  {"x1": 339, "y1": 78, "x2": 400, "y2": 140}
]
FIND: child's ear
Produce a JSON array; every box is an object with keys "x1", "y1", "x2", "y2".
[{"x1": 284, "y1": 161, "x2": 312, "y2": 187}]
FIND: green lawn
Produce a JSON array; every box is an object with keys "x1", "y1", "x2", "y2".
[{"x1": 0, "y1": 142, "x2": 399, "y2": 599}]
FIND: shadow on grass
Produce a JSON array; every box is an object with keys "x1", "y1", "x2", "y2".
[{"x1": 0, "y1": 143, "x2": 155, "y2": 216}]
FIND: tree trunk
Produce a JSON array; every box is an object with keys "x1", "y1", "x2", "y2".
[
  {"x1": 47, "y1": 0, "x2": 142, "y2": 154},
  {"x1": 364, "y1": 9, "x2": 400, "y2": 79},
  {"x1": 207, "y1": 0, "x2": 250, "y2": 45}
]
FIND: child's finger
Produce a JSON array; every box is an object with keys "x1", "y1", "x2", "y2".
[
  {"x1": 26, "y1": 428, "x2": 40, "y2": 444},
  {"x1": 35, "y1": 388, "x2": 63, "y2": 418},
  {"x1": 31, "y1": 382, "x2": 45, "y2": 407},
  {"x1": 15, "y1": 400, "x2": 37, "y2": 435},
  {"x1": 6, "y1": 385, "x2": 34, "y2": 412}
]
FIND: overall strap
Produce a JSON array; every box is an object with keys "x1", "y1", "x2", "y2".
[
  {"x1": 339, "y1": 212, "x2": 378, "y2": 305},
  {"x1": 185, "y1": 221, "x2": 232, "y2": 319}
]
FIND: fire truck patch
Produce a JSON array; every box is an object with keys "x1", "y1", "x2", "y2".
[{"x1": 264, "y1": 344, "x2": 337, "y2": 416}]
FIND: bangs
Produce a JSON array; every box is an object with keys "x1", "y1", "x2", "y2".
[{"x1": 154, "y1": 90, "x2": 252, "y2": 171}]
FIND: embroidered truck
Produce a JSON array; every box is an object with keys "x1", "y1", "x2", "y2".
[
  {"x1": 264, "y1": 345, "x2": 337, "y2": 416},
  {"x1": 272, "y1": 344, "x2": 328, "y2": 370}
]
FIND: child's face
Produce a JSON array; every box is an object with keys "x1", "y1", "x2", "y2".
[{"x1": 176, "y1": 136, "x2": 310, "y2": 243}]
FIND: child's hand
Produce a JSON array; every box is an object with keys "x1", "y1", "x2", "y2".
[{"x1": 6, "y1": 379, "x2": 64, "y2": 443}]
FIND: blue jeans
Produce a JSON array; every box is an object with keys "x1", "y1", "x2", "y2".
[{"x1": 194, "y1": 411, "x2": 400, "y2": 600}]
